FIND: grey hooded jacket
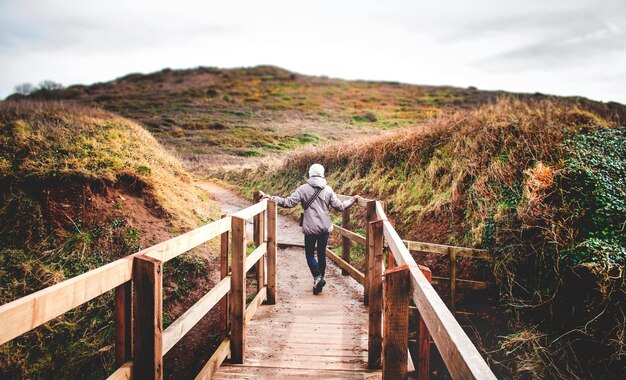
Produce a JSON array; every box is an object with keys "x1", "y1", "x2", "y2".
[{"x1": 270, "y1": 176, "x2": 355, "y2": 235}]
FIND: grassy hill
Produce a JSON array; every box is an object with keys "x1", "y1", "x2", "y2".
[
  {"x1": 15, "y1": 65, "x2": 625, "y2": 175},
  {"x1": 0, "y1": 101, "x2": 221, "y2": 378},
  {"x1": 224, "y1": 97, "x2": 625, "y2": 378},
  {"x1": 4, "y1": 66, "x2": 626, "y2": 378}
]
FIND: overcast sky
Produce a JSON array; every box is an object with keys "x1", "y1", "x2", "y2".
[{"x1": 1, "y1": 0, "x2": 625, "y2": 103}]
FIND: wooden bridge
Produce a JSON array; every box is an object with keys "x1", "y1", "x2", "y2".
[{"x1": 0, "y1": 192, "x2": 497, "y2": 379}]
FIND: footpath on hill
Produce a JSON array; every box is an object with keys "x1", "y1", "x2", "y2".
[{"x1": 193, "y1": 182, "x2": 373, "y2": 378}]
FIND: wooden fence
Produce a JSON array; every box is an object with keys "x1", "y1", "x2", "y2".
[
  {"x1": 330, "y1": 196, "x2": 497, "y2": 379},
  {"x1": 1, "y1": 192, "x2": 497, "y2": 380},
  {"x1": 0, "y1": 197, "x2": 277, "y2": 380},
  {"x1": 333, "y1": 195, "x2": 493, "y2": 312}
]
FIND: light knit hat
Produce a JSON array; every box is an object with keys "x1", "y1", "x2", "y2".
[{"x1": 308, "y1": 163, "x2": 325, "y2": 178}]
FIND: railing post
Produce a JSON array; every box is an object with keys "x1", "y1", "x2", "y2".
[
  {"x1": 382, "y1": 264, "x2": 410, "y2": 380},
  {"x1": 253, "y1": 191, "x2": 266, "y2": 293},
  {"x1": 220, "y1": 214, "x2": 230, "y2": 336},
  {"x1": 114, "y1": 282, "x2": 132, "y2": 367},
  {"x1": 364, "y1": 200, "x2": 377, "y2": 306},
  {"x1": 230, "y1": 216, "x2": 246, "y2": 364},
  {"x1": 267, "y1": 200, "x2": 278, "y2": 304},
  {"x1": 449, "y1": 247, "x2": 457, "y2": 313},
  {"x1": 133, "y1": 255, "x2": 163, "y2": 380},
  {"x1": 367, "y1": 218, "x2": 384, "y2": 369},
  {"x1": 341, "y1": 208, "x2": 351, "y2": 275},
  {"x1": 417, "y1": 265, "x2": 432, "y2": 380}
]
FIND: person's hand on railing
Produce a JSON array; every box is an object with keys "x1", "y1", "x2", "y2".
[
  {"x1": 352, "y1": 195, "x2": 361, "y2": 202},
  {"x1": 259, "y1": 190, "x2": 270, "y2": 200}
]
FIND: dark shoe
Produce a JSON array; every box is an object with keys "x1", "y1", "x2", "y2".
[{"x1": 314, "y1": 276, "x2": 326, "y2": 294}]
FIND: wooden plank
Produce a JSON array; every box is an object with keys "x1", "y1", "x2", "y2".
[
  {"x1": 326, "y1": 249, "x2": 365, "y2": 285},
  {"x1": 341, "y1": 208, "x2": 352, "y2": 276},
  {"x1": 253, "y1": 191, "x2": 266, "y2": 294},
  {"x1": 407, "y1": 266, "x2": 497, "y2": 379},
  {"x1": 231, "y1": 199, "x2": 268, "y2": 220},
  {"x1": 107, "y1": 360, "x2": 133, "y2": 380},
  {"x1": 381, "y1": 220, "x2": 496, "y2": 379},
  {"x1": 230, "y1": 216, "x2": 246, "y2": 364},
  {"x1": 195, "y1": 338, "x2": 231, "y2": 380},
  {"x1": 244, "y1": 243, "x2": 267, "y2": 273},
  {"x1": 115, "y1": 282, "x2": 132, "y2": 366},
  {"x1": 417, "y1": 266, "x2": 432, "y2": 380},
  {"x1": 266, "y1": 200, "x2": 277, "y2": 304},
  {"x1": 133, "y1": 256, "x2": 163, "y2": 380},
  {"x1": 382, "y1": 265, "x2": 410, "y2": 380},
  {"x1": 449, "y1": 247, "x2": 457, "y2": 313},
  {"x1": 403, "y1": 241, "x2": 491, "y2": 260},
  {"x1": 364, "y1": 200, "x2": 377, "y2": 306},
  {"x1": 431, "y1": 277, "x2": 491, "y2": 291},
  {"x1": 368, "y1": 219, "x2": 384, "y2": 369},
  {"x1": 336, "y1": 193, "x2": 371, "y2": 208},
  {"x1": 219, "y1": 215, "x2": 229, "y2": 335},
  {"x1": 333, "y1": 224, "x2": 367, "y2": 246},
  {"x1": 0, "y1": 255, "x2": 133, "y2": 345},
  {"x1": 144, "y1": 217, "x2": 231, "y2": 263},
  {"x1": 162, "y1": 276, "x2": 231, "y2": 354},
  {"x1": 215, "y1": 366, "x2": 380, "y2": 378},
  {"x1": 245, "y1": 287, "x2": 267, "y2": 324}
]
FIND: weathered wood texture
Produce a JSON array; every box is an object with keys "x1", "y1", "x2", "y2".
[
  {"x1": 253, "y1": 191, "x2": 266, "y2": 293},
  {"x1": 230, "y1": 216, "x2": 246, "y2": 364},
  {"x1": 375, "y1": 203, "x2": 497, "y2": 380},
  {"x1": 364, "y1": 201, "x2": 377, "y2": 306},
  {"x1": 0, "y1": 217, "x2": 230, "y2": 346},
  {"x1": 336, "y1": 193, "x2": 372, "y2": 208},
  {"x1": 266, "y1": 200, "x2": 277, "y2": 304},
  {"x1": 219, "y1": 215, "x2": 230, "y2": 335},
  {"x1": 162, "y1": 276, "x2": 230, "y2": 354},
  {"x1": 107, "y1": 360, "x2": 133, "y2": 380},
  {"x1": 230, "y1": 199, "x2": 268, "y2": 220},
  {"x1": 417, "y1": 265, "x2": 432, "y2": 380},
  {"x1": 133, "y1": 256, "x2": 163, "y2": 380},
  {"x1": 214, "y1": 246, "x2": 380, "y2": 379},
  {"x1": 382, "y1": 265, "x2": 410, "y2": 380},
  {"x1": 342, "y1": 208, "x2": 352, "y2": 275},
  {"x1": 114, "y1": 282, "x2": 132, "y2": 367},
  {"x1": 326, "y1": 248, "x2": 365, "y2": 285},
  {"x1": 334, "y1": 223, "x2": 367, "y2": 245},
  {"x1": 195, "y1": 338, "x2": 231, "y2": 380},
  {"x1": 403, "y1": 240, "x2": 491, "y2": 260},
  {"x1": 368, "y1": 220, "x2": 384, "y2": 369},
  {"x1": 144, "y1": 217, "x2": 231, "y2": 263}
]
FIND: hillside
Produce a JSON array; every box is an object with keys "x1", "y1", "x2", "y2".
[
  {"x1": 224, "y1": 98, "x2": 626, "y2": 379},
  {"x1": 14, "y1": 65, "x2": 626, "y2": 175},
  {"x1": 0, "y1": 101, "x2": 222, "y2": 378},
  {"x1": 4, "y1": 66, "x2": 626, "y2": 378}
]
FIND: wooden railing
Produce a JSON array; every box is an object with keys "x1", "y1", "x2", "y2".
[
  {"x1": 330, "y1": 196, "x2": 497, "y2": 379},
  {"x1": 332, "y1": 195, "x2": 493, "y2": 312},
  {"x1": 0, "y1": 197, "x2": 277, "y2": 380}
]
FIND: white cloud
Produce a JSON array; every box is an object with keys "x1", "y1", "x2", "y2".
[{"x1": 0, "y1": 0, "x2": 624, "y2": 103}]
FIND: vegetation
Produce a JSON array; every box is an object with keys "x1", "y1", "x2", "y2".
[
  {"x1": 19, "y1": 65, "x2": 618, "y2": 174},
  {"x1": 4, "y1": 66, "x2": 626, "y2": 378},
  {"x1": 223, "y1": 98, "x2": 626, "y2": 378},
  {"x1": 0, "y1": 101, "x2": 220, "y2": 378}
]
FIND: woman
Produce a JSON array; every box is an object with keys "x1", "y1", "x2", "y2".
[{"x1": 261, "y1": 164, "x2": 360, "y2": 294}]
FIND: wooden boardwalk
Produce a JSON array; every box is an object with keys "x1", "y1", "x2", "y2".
[{"x1": 215, "y1": 246, "x2": 381, "y2": 379}]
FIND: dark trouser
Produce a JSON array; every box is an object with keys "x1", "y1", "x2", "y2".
[{"x1": 304, "y1": 232, "x2": 329, "y2": 279}]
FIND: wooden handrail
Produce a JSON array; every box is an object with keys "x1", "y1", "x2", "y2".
[
  {"x1": 162, "y1": 276, "x2": 231, "y2": 354},
  {"x1": 374, "y1": 202, "x2": 496, "y2": 379},
  {"x1": 230, "y1": 199, "x2": 268, "y2": 220},
  {"x1": 244, "y1": 243, "x2": 268, "y2": 273}
]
